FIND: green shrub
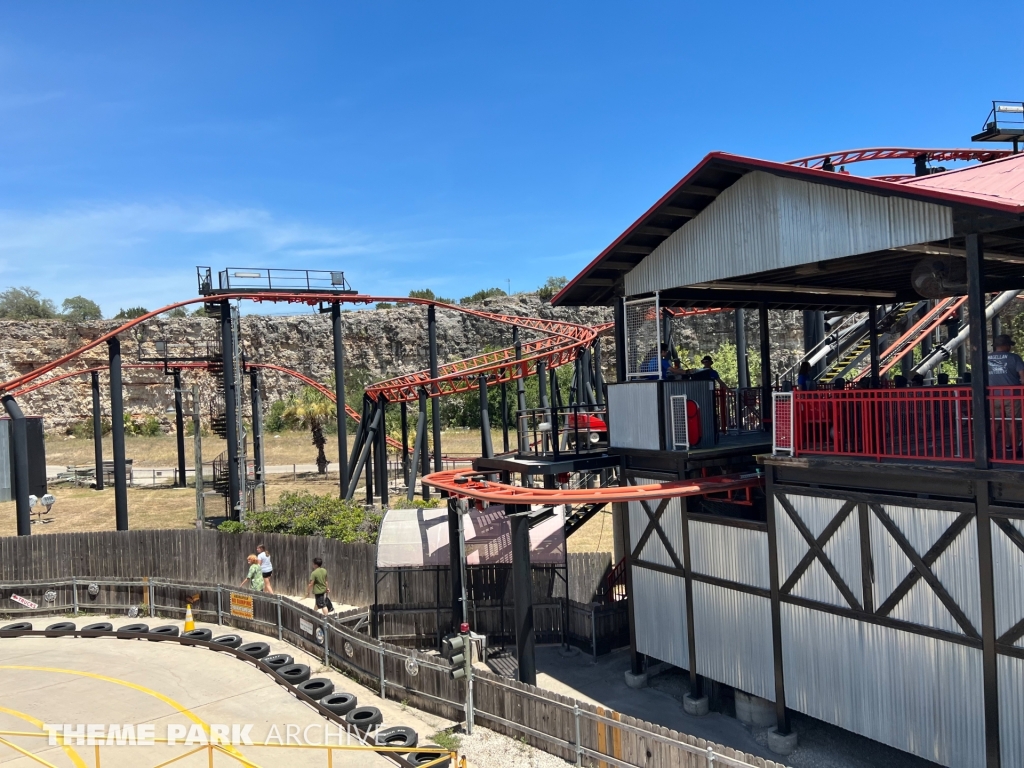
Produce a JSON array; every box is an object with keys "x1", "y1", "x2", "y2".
[
  {"x1": 390, "y1": 497, "x2": 441, "y2": 509},
  {"x1": 138, "y1": 415, "x2": 162, "y2": 437},
  {"x1": 217, "y1": 520, "x2": 245, "y2": 533},
  {"x1": 241, "y1": 492, "x2": 382, "y2": 543},
  {"x1": 67, "y1": 419, "x2": 111, "y2": 439},
  {"x1": 265, "y1": 400, "x2": 289, "y2": 432}
]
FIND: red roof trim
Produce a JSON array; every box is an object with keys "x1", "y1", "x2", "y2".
[{"x1": 552, "y1": 151, "x2": 1024, "y2": 306}]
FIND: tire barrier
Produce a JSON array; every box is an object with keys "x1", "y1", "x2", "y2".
[
  {"x1": 238, "y1": 641, "x2": 271, "y2": 660},
  {"x1": 182, "y1": 628, "x2": 213, "y2": 641},
  {"x1": 345, "y1": 706, "x2": 384, "y2": 728},
  {"x1": 211, "y1": 633, "x2": 243, "y2": 649},
  {"x1": 295, "y1": 678, "x2": 335, "y2": 701},
  {"x1": 408, "y1": 748, "x2": 446, "y2": 766},
  {"x1": 118, "y1": 623, "x2": 150, "y2": 636},
  {"x1": 321, "y1": 692, "x2": 357, "y2": 716},
  {"x1": 264, "y1": 653, "x2": 294, "y2": 671},
  {"x1": 82, "y1": 622, "x2": 113, "y2": 634},
  {"x1": 1, "y1": 622, "x2": 33, "y2": 633},
  {"x1": 375, "y1": 725, "x2": 418, "y2": 751},
  {"x1": 44, "y1": 621, "x2": 77, "y2": 637},
  {"x1": 276, "y1": 663, "x2": 311, "y2": 685},
  {"x1": 149, "y1": 625, "x2": 181, "y2": 640}
]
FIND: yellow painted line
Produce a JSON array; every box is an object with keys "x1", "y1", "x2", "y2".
[
  {"x1": 0, "y1": 735, "x2": 61, "y2": 767},
  {"x1": 0, "y1": 666, "x2": 256, "y2": 765},
  {"x1": 0, "y1": 706, "x2": 89, "y2": 767}
]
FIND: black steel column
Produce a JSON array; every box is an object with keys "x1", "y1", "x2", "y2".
[
  {"x1": 867, "y1": 305, "x2": 880, "y2": 388},
  {"x1": 447, "y1": 497, "x2": 464, "y2": 631},
  {"x1": 377, "y1": 398, "x2": 388, "y2": 508},
  {"x1": 219, "y1": 301, "x2": 241, "y2": 519},
  {"x1": 479, "y1": 375, "x2": 493, "y2": 459},
  {"x1": 172, "y1": 369, "x2": 187, "y2": 487},
  {"x1": 419, "y1": 389, "x2": 430, "y2": 500},
  {"x1": 249, "y1": 369, "x2": 264, "y2": 486},
  {"x1": 332, "y1": 302, "x2": 349, "y2": 498},
  {"x1": 759, "y1": 304, "x2": 772, "y2": 429},
  {"x1": 107, "y1": 337, "x2": 129, "y2": 531},
  {"x1": 679, "y1": 495, "x2": 701, "y2": 697},
  {"x1": 613, "y1": 299, "x2": 627, "y2": 382},
  {"x1": 500, "y1": 382, "x2": 509, "y2": 453},
  {"x1": 428, "y1": 305, "x2": 443, "y2": 475},
  {"x1": 2, "y1": 396, "x2": 31, "y2": 536},
  {"x1": 967, "y1": 234, "x2": 991, "y2": 469},
  {"x1": 509, "y1": 505, "x2": 537, "y2": 685},
  {"x1": 764, "y1": 465, "x2": 791, "y2": 733},
  {"x1": 593, "y1": 342, "x2": 605, "y2": 406},
  {"x1": 736, "y1": 308, "x2": 749, "y2": 389},
  {"x1": 537, "y1": 361, "x2": 548, "y2": 407},
  {"x1": 90, "y1": 371, "x2": 104, "y2": 491},
  {"x1": 957, "y1": 305, "x2": 968, "y2": 378},
  {"x1": 408, "y1": 390, "x2": 427, "y2": 502},
  {"x1": 401, "y1": 401, "x2": 409, "y2": 487},
  {"x1": 976, "y1": 481, "x2": 1002, "y2": 768}
]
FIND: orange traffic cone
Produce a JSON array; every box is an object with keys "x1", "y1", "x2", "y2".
[{"x1": 184, "y1": 603, "x2": 195, "y2": 633}]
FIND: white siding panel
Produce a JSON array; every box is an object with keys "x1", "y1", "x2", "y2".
[
  {"x1": 999, "y1": 654, "x2": 1024, "y2": 767},
  {"x1": 788, "y1": 494, "x2": 847, "y2": 539},
  {"x1": 992, "y1": 518, "x2": 1024, "y2": 637},
  {"x1": 624, "y1": 170, "x2": 954, "y2": 296},
  {"x1": 689, "y1": 521, "x2": 769, "y2": 589},
  {"x1": 774, "y1": 497, "x2": 809, "y2": 584},
  {"x1": 870, "y1": 508, "x2": 914, "y2": 608},
  {"x1": 782, "y1": 604, "x2": 985, "y2": 768},
  {"x1": 931, "y1": 519, "x2": 981, "y2": 634},
  {"x1": 632, "y1": 566, "x2": 688, "y2": 669},
  {"x1": 692, "y1": 582, "x2": 774, "y2": 701},
  {"x1": 607, "y1": 382, "x2": 660, "y2": 450},
  {"x1": 822, "y1": 509, "x2": 863, "y2": 606}
]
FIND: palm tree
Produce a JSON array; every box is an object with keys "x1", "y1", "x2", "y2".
[{"x1": 282, "y1": 386, "x2": 336, "y2": 474}]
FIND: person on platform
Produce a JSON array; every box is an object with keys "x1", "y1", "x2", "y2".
[
  {"x1": 240, "y1": 554, "x2": 264, "y2": 592},
  {"x1": 685, "y1": 355, "x2": 721, "y2": 382},
  {"x1": 306, "y1": 557, "x2": 334, "y2": 615},
  {"x1": 988, "y1": 334, "x2": 1024, "y2": 458},
  {"x1": 640, "y1": 344, "x2": 682, "y2": 379},
  {"x1": 256, "y1": 544, "x2": 274, "y2": 595},
  {"x1": 796, "y1": 361, "x2": 812, "y2": 391}
]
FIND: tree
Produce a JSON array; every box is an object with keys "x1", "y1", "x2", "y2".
[
  {"x1": 460, "y1": 287, "x2": 507, "y2": 305},
  {"x1": 409, "y1": 288, "x2": 455, "y2": 305},
  {"x1": 167, "y1": 307, "x2": 188, "y2": 318},
  {"x1": 282, "y1": 386, "x2": 337, "y2": 474},
  {"x1": 113, "y1": 307, "x2": 148, "y2": 320},
  {"x1": 0, "y1": 287, "x2": 58, "y2": 320},
  {"x1": 61, "y1": 296, "x2": 102, "y2": 322},
  {"x1": 537, "y1": 276, "x2": 568, "y2": 302}
]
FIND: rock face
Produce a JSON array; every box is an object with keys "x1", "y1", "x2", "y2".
[{"x1": 0, "y1": 295, "x2": 803, "y2": 432}]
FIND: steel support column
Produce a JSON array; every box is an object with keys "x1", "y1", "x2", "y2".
[
  {"x1": 479, "y1": 375, "x2": 493, "y2": 459},
  {"x1": 401, "y1": 401, "x2": 409, "y2": 487},
  {"x1": 219, "y1": 301, "x2": 242, "y2": 519},
  {"x1": 90, "y1": 371, "x2": 104, "y2": 491},
  {"x1": 408, "y1": 389, "x2": 427, "y2": 502},
  {"x1": 967, "y1": 234, "x2": 991, "y2": 469},
  {"x1": 867, "y1": 305, "x2": 880, "y2": 388},
  {"x1": 377, "y1": 397, "x2": 388, "y2": 507},
  {"x1": 428, "y1": 305, "x2": 443, "y2": 477},
  {"x1": 2, "y1": 396, "x2": 31, "y2": 536},
  {"x1": 509, "y1": 505, "x2": 536, "y2": 685},
  {"x1": 613, "y1": 299, "x2": 627, "y2": 383},
  {"x1": 249, "y1": 370, "x2": 265, "y2": 493},
  {"x1": 514, "y1": 328, "x2": 527, "y2": 454},
  {"x1": 172, "y1": 369, "x2": 187, "y2": 487},
  {"x1": 418, "y1": 389, "x2": 430, "y2": 500},
  {"x1": 447, "y1": 497, "x2": 464, "y2": 632},
  {"x1": 107, "y1": 337, "x2": 129, "y2": 531},
  {"x1": 759, "y1": 304, "x2": 772, "y2": 429},
  {"x1": 331, "y1": 302, "x2": 349, "y2": 498},
  {"x1": 764, "y1": 464, "x2": 790, "y2": 733},
  {"x1": 976, "y1": 481, "x2": 1002, "y2": 768},
  {"x1": 500, "y1": 382, "x2": 509, "y2": 453},
  {"x1": 679, "y1": 494, "x2": 701, "y2": 697},
  {"x1": 593, "y1": 342, "x2": 605, "y2": 406},
  {"x1": 735, "y1": 308, "x2": 749, "y2": 389}
]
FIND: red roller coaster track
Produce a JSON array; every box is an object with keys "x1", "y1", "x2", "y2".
[{"x1": 786, "y1": 147, "x2": 1011, "y2": 171}]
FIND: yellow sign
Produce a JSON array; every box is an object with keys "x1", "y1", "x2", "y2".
[{"x1": 229, "y1": 592, "x2": 253, "y2": 620}]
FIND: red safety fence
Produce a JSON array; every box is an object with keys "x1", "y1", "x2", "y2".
[{"x1": 773, "y1": 387, "x2": 1024, "y2": 465}]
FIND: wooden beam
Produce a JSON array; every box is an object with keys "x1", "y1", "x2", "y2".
[
  {"x1": 636, "y1": 226, "x2": 675, "y2": 237},
  {"x1": 615, "y1": 245, "x2": 654, "y2": 255},
  {"x1": 580, "y1": 278, "x2": 615, "y2": 287},
  {"x1": 659, "y1": 206, "x2": 699, "y2": 217},
  {"x1": 678, "y1": 185, "x2": 720, "y2": 197},
  {"x1": 598, "y1": 260, "x2": 643, "y2": 270}
]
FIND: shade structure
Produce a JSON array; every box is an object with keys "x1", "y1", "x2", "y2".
[{"x1": 375, "y1": 505, "x2": 566, "y2": 569}]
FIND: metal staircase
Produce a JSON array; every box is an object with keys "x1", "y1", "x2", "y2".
[
  {"x1": 819, "y1": 302, "x2": 918, "y2": 383},
  {"x1": 564, "y1": 502, "x2": 608, "y2": 538}
]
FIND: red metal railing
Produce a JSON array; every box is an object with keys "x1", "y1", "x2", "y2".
[{"x1": 779, "y1": 387, "x2": 1024, "y2": 465}]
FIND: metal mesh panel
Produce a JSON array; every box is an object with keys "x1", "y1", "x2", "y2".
[
  {"x1": 624, "y1": 296, "x2": 661, "y2": 380},
  {"x1": 773, "y1": 392, "x2": 793, "y2": 455},
  {"x1": 670, "y1": 395, "x2": 689, "y2": 450}
]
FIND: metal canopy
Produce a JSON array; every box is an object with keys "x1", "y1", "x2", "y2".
[{"x1": 553, "y1": 151, "x2": 1024, "y2": 309}]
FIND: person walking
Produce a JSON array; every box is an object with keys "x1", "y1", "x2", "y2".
[
  {"x1": 306, "y1": 557, "x2": 333, "y2": 615},
  {"x1": 240, "y1": 554, "x2": 264, "y2": 592},
  {"x1": 256, "y1": 544, "x2": 274, "y2": 595}
]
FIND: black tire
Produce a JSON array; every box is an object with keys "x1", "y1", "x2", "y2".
[
  {"x1": 408, "y1": 748, "x2": 446, "y2": 766},
  {"x1": 264, "y1": 653, "x2": 293, "y2": 671},
  {"x1": 375, "y1": 725, "x2": 418, "y2": 751},
  {"x1": 81, "y1": 622, "x2": 113, "y2": 635},
  {"x1": 182, "y1": 628, "x2": 213, "y2": 642},
  {"x1": 148, "y1": 625, "x2": 180, "y2": 640},
  {"x1": 345, "y1": 706, "x2": 383, "y2": 728},
  {"x1": 44, "y1": 621, "x2": 76, "y2": 637},
  {"x1": 239, "y1": 642, "x2": 270, "y2": 660},
  {"x1": 321, "y1": 692, "x2": 357, "y2": 716},
  {"x1": 1, "y1": 622, "x2": 33, "y2": 634},
  {"x1": 118, "y1": 623, "x2": 150, "y2": 636},
  {"x1": 211, "y1": 634, "x2": 242, "y2": 649},
  {"x1": 276, "y1": 663, "x2": 311, "y2": 684},
  {"x1": 296, "y1": 677, "x2": 334, "y2": 701}
]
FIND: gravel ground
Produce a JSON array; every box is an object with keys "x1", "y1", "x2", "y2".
[{"x1": 454, "y1": 727, "x2": 573, "y2": 768}]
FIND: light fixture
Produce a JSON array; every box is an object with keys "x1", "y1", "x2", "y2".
[{"x1": 233, "y1": 271, "x2": 262, "y2": 278}]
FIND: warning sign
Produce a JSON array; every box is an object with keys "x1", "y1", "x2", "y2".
[
  {"x1": 299, "y1": 618, "x2": 314, "y2": 635},
  {"x1": 11, "y1": 594, "x2": 37, "y2": 609},
  {"x1": 229, "y1": 592, "x2": 254, "y2": 620}
]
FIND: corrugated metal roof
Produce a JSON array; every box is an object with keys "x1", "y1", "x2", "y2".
[{"x1": 904, "y1": 152, "x2": 1024, "y2": 207}]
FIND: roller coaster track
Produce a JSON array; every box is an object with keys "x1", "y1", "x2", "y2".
[
  {"x1": 786, "y1": 147, "x2": 1012, "y2": 171},
  {"x1": 423, "y1": 468, "x2": 762, "y2": 504}
]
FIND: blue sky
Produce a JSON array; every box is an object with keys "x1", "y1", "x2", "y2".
[{"x1": 0, "y1": 2, "x2": 1020, "y2": 316}]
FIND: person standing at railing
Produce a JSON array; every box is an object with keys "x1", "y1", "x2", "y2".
[
  {"x1": 256, "y1": 544, "x2": 274, "y2": 595},
  {"x1": 988, "y1": 334, "x2": 1024, "y2": 459},
  {"x1": 240, "y1": 554, "x2": 264, "y2": 592},
  {"x1": 797, "y1": 361, "x2": 812, "y2": 391}
]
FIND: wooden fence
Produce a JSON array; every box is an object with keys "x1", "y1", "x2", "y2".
[
  {"x1": 0, "y1": 530, "x2": 615, "y2": 608},
  {"x1": 0, "y1": 576, "x2": 787, "y2": 768}
]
